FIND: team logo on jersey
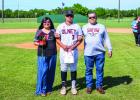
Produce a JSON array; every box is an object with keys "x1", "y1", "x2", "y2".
[
  {"x1": 62, "y1": 29, "x2": 76, "y2": 34},
  {"x1": 87, "y1": 28, "x2": 99, "y2": 36}
]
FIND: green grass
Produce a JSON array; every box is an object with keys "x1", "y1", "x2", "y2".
[
  {"x1": 99, "y1": 21, "x2": 131, "y2": 28},
  {"x1": 0, "y1": 18, "x2": 133, "y2": 29},
  {"x1": 0, "y1": 21, "x2": 131, "y2": 29},
  {"x1": 0, "y1": 32, "x2": 140, "y2": 100},
  {"x1": 0, "y1": 22, "x2": 39, "y2": 29},
  {"x1": 0, "y1": 33, "x2": 34, "y2": 44},
  {"x1": 0, "y1": 22, "x2": 60, "y2": 29}
]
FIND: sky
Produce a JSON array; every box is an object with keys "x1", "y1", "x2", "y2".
[{"x1": 0, "y1": 0, "x2": 140, "y2": 11}]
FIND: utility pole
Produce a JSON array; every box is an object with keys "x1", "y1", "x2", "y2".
[
  {"x1": 2, "y1": 0, "x2": 4, "y2": 23},
  {"x1": 62, "y1": 2, "x2": 65, "y2": 14},
  {"x1": 18, "y1": 0, "x2": 20, "y2": 22},
  {"x1": 137, "y1": 8, "x2": 139, "y2": 17},
  {"x1": 118, "y1": 0, "x2": 120, "y2": 23}
]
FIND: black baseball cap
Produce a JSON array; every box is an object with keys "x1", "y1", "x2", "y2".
[{"x1": 64, "y1": 10, "x2": 74, "y2": 16}]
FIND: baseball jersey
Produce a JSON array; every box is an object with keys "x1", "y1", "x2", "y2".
[
  {"x1": 82, "y1": 23, "x2": 112, "y2": 56},
  {"x1": 56, "y1": 22, "x2": 82, "y2": 64},
  {"x1": 56, "y1": 22, "x2": 82, "y2": 50}
]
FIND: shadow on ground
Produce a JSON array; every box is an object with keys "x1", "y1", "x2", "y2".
[{"x1": 53, "y1": 75, "x2": 133, "y2": 91}]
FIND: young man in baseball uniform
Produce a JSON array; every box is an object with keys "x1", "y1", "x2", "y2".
[
  {"x1": 55, "y1": 10, "x2": 83, "y2": 95},
  {"x1": 82, "y1": 12, "x2": 112, "y2": 94}
]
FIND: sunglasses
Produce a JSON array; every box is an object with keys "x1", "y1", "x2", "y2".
[
  {"x1": 66, "y1": 15, "x2": 74, "y2": 18},
  {"x1": 89, "y1": 16, "x2": 97, "y2": 19}
]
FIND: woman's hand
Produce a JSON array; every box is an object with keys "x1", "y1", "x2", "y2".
[{"x1": 34, "y1": 40, "x2": 46, "y2": 46}]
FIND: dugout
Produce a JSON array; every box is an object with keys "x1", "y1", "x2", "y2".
[{"x1": 37, "y1": 14, "x2": 88, "y2": 23}]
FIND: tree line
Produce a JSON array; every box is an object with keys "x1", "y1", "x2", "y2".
[{"x1": 0, "y1": 3, "x2": 139, "y2": 18}]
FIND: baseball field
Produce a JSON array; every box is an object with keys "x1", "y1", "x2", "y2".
[{"x1": 0, "y1": 18, "x2": 140, "y2": 100}]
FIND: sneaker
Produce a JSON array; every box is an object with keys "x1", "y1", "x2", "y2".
[
  {"x1": 41, "y1": 93, "x2": 46, "y2": 96},
  {"x1": 86, "y1": 87, "x2": 92, "y2": 94},
  {"x1": 60, "y1": 86, "x2": 66, "y2": 95},
  {"x1": 96, "y1": 87, "x2": 105, "y2": 94},
  {"x1": 137, "y1": 44, "x2": 140, "y2": 47},
  {"x1": 71, "y1": 88, "x2": 77, "y2": 95},
  {"x1": 46, "y1": 92, "x2": 52, "y2": 95}
]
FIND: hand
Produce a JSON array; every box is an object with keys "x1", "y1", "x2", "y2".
[
  {"x1": 63, "y1": 45, "x2": 73, "y2": 52},
  {"x1": 63, "y1": 45, "x2": 69, "y2": 51},
  {"x1": 34, "y1": 40, "x2": 46, "y2": 46},
  {"x1": 37, "y1": 40, "x2": 46, "y2": 46},
  {"x1": 34, "y1": 41, "x2": 39, "y2": 46},
  {"x1": 55, "y1": 33, "x2": 60, "y2": 38},
  {"x1": 44, "y1": 35, "x2": 48, "y2": 40},
  {"x1": 108, "y1": 51, "x2": 112, "y2": 58},
  {"x1": 68, "y1": 48, "x2": 72, "y2": 52},
  {"x1": 34, "y1": 41, "x2": 46, "y2": 46},
  {"x1": 68, "y1": 45, "x2": 74, "y2": 52}
]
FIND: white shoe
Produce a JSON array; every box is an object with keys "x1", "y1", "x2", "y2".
[
  {"x1": 60, "y1": 86, "x2": 66, "y2": 95},
  {"x1": 71, "y1": 88, "x2": 77, "y2": 95},
  {"x1": 137, "y1": 44, "x2": 140, "y2": 47}
]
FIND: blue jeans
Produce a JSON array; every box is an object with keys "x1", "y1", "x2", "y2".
[
  {"x1": 133, "y1": 32, "x2": 138, "y2": 44},
  {"x1": 84, "y1": 53, "x2": 105, "y2": 88},
  {"x1": 36, "y1": 55, "x2": 57, "y2": 95},
  {"x1": 138, "y1": 33, "x2": 140, "y2": 44}
]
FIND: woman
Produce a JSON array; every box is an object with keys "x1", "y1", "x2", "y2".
[
  {"x1": 34, "y1": 17, "x2": 57, "y2": 96},
  {"x1": 131, "y1": 17, "x2": 138, "y2": 46},
  {"x1": 137, "y1": 16, "x2": 140, "y2": 47}
]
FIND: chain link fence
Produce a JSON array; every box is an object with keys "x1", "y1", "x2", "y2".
[{"x1": 0, "y1": 18, "x2": 37, "y2": 23}]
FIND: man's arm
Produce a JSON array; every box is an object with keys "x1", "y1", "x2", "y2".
[
  {"x1": 68, "y1": 24, "x2": 83, "y2": 51},
  {"x1": 104, "y1": 28, "x2": 112, "y2": 58},
  {"x1": 55, "y1": 33, "x2": 68, "y2": 51},
  {"x1": 68, "y1": 35, "x2": 83, "y2": 51}
]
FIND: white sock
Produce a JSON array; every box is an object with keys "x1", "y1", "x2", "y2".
[{"x1": 71, "y1": 80, "x2": 76, "y2": 88}]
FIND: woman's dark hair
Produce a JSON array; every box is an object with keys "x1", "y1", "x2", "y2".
[
  {"x1": 38, "y1": 17, "x2": 54, "y2": 30},
  {"x1": 134, "y1": 16, "x2": 138, "y2": 20}
]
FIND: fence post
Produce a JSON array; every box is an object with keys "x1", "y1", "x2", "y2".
[{"x1": 2, "y1": 0, "x2": 4, "y2": 23}]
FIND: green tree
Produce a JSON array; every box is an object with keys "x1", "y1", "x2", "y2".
[
  {"x1": 95, "y1": 7, "x2": 106, "y2": 18},
  {"x1": 4, "y1": 9, "x2": 13, "y2": 18},
  {"x1": 72, "y1": 3, "x2": 88, "y2": 16}
]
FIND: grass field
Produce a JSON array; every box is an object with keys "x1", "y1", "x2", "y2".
[
  {"x1": 0, "y1": 18, "x2": 133, "y2": 29},
  {"x1": 0, "y1": 31, "x2": 140, "y2": 100}
]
